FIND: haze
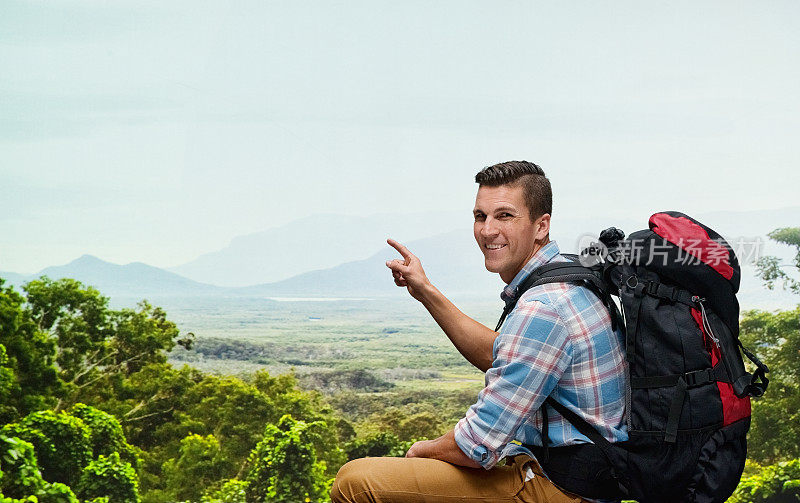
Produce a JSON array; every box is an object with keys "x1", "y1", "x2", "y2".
[{"x1": 2, "y1": 0, "x2": 799, "y2": 273}]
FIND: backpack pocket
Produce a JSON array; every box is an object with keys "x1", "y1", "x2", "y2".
[{"x1": 683, "y1": 418, "x2": 749, "y2": 503}]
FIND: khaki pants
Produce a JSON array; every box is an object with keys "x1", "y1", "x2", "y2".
[{"x1": 330, "y1": 455, "x2": 588, "y2": 503}]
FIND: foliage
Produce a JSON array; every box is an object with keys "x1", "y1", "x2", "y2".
[
  {"x1": 0, "y1": 434, "x2": 80, "y2": 503},
  {"x1": 2, "y1": 410, "x2": 92, "y2": 487},
  {"x1": 0, "y1": 345, "x2": 16, "y2": 421},
  {"x1": 0, "y1": 434, "x2": 44, "y2": 497},
  {"x1": 200, "y1": 479, "x2": 248, "y2": 503},
  {"x1": 34, "y1": 482, "x2": 79, "y2": 503},
  {"x1": 756, "y1": 227, "x2": 800, "y2": 295},
  {"x1": 67, "y1": 403, "x2": 138, "y2": 466},
  {"x1": 23, "y1": 278, "x2": 112, "y2": 388},
  {"x1": 740, "y1": 307, "x2": 800, "y2": 462},
  {"x1": 162, "y1": 434, "x2": 234, "y2": 503},
  {"x1": 0, "y1": 275, "x2": 481, "y2": 502},
  {"x1": 730, "y1": 459, "x2": 800, "y2": 503},
  {"x1": 0, "y1": 279, "x2": 59, "y2": 422},
  {"x1": 344, "y1": 431, "x2": 411, "y2": 460},
  {"x1": 0, "y1": 406, "x2": 141, "y2": 503},
  {"x1": 245, "y1": 415, "x2": 331, "y2": 503},
  {"x1": 93, "y1": 365, "x2": 344, "y2": 502},
  {"x1": 76, "y1": 452, "x2": 140, "y2": 503}
]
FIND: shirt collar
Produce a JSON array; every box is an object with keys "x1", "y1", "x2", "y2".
[{"x1": 501, "y1": 241, "x2": 561, "y2": 303}]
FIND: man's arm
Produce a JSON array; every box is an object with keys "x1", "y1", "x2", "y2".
[
  {"x1": 405, "y1": 429, "x2": 481, "y2": 468},
  {"x1": 385, "y1": 239, "x2": 497, "y2": 372}
]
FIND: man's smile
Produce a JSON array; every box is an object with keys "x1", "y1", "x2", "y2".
[{"x1": 485, "y1": 244, "x2": 507, "y2": 250}]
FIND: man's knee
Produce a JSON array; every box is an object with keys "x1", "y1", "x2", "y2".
[{"x1": 330, "y1": 458, "x2": 372, "y2": 503}]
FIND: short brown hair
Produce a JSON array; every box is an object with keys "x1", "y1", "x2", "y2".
[{"x1": 474, "y1": 161, "x2": 552, "y2": 221}]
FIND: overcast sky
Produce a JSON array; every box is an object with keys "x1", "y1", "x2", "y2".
[{"x1": 2, "y1": 0, "x2": 799, "y2": 273}]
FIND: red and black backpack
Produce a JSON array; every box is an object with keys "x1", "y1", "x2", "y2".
[{"x1": 500, "y1": 211, "x2": 769, "y2": 503}]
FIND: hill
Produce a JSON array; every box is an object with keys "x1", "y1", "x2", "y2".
[
  {"x1": 2, "y1": 255, "x2": 222, "y2": 299},
  {"x1": 168, "y1": 211, "x2": 463, "y2": 287}
]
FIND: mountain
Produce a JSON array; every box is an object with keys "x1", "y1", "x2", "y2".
[
  {"x1": 168, "y1": 212, "x2": 464, "y2": 287},
  {"x1": 4, "y1": 255, "x2": 222, "y2": 299},
  {"x1": 167, "y1": 206, "x2": 800, "y2": 291},
  {"x1": 1, "y1": 207, "x2": 797, "y2": 309},
  {"x1": 235, "y1": 229, "x2": 505, "y2": 298}
]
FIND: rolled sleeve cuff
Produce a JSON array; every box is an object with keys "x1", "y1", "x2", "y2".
[{"x1": 453, "y1": 417, "x2": 499, "y2": 469}]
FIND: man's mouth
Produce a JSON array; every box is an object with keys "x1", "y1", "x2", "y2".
[{"x1": 485, "y1": 244, "x2": 507, "y2": 250}]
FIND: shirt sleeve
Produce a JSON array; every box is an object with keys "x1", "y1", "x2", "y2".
[{"x1": 453, "y1": 297, "x2": 573, "y2": 469}]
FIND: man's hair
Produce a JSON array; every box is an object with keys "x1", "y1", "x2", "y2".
[{"x1": 474, "y1": 160, "x2": 552, "y2": 221}]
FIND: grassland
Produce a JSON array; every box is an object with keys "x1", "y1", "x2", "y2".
[{"x1": 160, "y1": 295, "x2": 499, "y2": 394}]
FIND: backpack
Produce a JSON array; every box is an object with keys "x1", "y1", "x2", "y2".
[{"x1": 497, "y1": 211, "x2": 769, "y2": 503}]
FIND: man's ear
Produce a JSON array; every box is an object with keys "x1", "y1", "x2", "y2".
[{"x1": 536, "y1": 213, "x2": 551, "y2": 241}]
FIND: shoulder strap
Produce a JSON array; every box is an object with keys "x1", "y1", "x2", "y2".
[
  {"x1": 540, "y1": 398, "x2": 630, "y2": 497},
  {"x1": 495, "y1": 262, "x2": 617, "y2": 332}
]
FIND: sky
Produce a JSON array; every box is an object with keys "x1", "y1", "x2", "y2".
[{"x1": 2, "y1": 0, "x2": 799, "y2": 273}]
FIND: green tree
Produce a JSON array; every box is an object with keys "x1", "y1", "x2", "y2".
[
  {"x1": 102, "y1": 366, "x2": 345, "y2": 502},
  {"x1": 756, "y1": 227, "x2": 800, "y2": 295},
  {"x1": 68, "y1": 404, "x2": 138, "y2": 466},
  {"x1": 22, "y1": 278, "x2": 182, "y2": 411},
  {"x1": 1, "y1": 410, "x2": 92, "y2": 487},
  {"x1": 23, "y1": 278, "x2": 112, "y2": 393},
  {"x1": 0, "y1": 434, "x2": 45, "y2": 498},
  {"x1": 0, "y1": 433, "x2": 80, "y2": 503},
  {"x1": 740, "y1": 307, "x2": 800, "y2": 462},
  {"x1": 201, "y1": 479, "x2": 248, "y2": 503},
  {"x1": 162, "y1": 434, "x2": 234, "y2": 503},
  {"x1": 0, "y1": 344, "x2": 17, "y2": 421},
  {"x1": 0, "y1": 407, "x2": 141, "y2": 503},
  {"x1": 245, "y1": 415, "x2": 330, "y2": 503},
  {"x1": 0, "y1": 279, "x2": 59, "y2": 422},
  {"x1": 344, "y1": 432, "x2": 410, "y2": 461},
  {"x1": 76, "y1": 453, "x2": 140, "y2": 503},
  {"x1": 729, "y1": 459, "x2": 800, "y2": 503}
]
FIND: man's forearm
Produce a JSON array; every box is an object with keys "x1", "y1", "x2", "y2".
[
  {"x1": 405, "y1": 429, "x2": 481, "y2": 468},
  {"x1": 417, "y1": 283, "x2": 497, "y2": 372}
]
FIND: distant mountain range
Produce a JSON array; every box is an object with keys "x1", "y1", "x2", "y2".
[
  {"x1": 2, "y1": 208, "x2": 798, "y2": 310},
  {"x1": 2, "y1": 255, "x2": 222, "y2": 298},
  {"x1": 168, "y1": 212, "x2": 464, "y2": 287}
]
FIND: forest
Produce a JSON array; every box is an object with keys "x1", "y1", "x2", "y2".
[{"x1": 1, "y1": 228, "x2": 799, "y2": 503}]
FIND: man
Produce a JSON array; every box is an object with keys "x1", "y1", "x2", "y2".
[{"x1": 331, "y1": 161, "x2": 628, "y2": 503}]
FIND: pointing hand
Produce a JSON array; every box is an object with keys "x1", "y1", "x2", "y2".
[{"x1": 385, "y1": 239, "x2": 431, "y2": 302}]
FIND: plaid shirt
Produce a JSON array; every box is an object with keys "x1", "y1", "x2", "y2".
[{"x1": 454, "y1": 241, "x2": 628, "y2": 470}]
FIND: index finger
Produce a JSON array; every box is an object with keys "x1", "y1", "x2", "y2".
[{"x1": 387, "y1": 238, "x2": 413, "y2": 261}]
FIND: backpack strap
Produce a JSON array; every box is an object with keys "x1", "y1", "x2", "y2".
[
  {"x1": 640, "y1": 280, "x2": 697, "y2": 309},
  {"x1": 495, "y1": 261, "x2": 614, "y2": 332},
  {"x1": 542, "y1": 397, "x2": 630, "y2": 497},
  {"x1": 630, "y1": 367, "x2": 724, "y2": 389},
  {"x1": 736, "y1": 341, "x2": 770, "y2": 397}
]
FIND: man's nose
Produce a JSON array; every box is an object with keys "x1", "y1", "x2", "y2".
[{"x1": 481, "y1": 217, "x2": 500, "y2": 237}]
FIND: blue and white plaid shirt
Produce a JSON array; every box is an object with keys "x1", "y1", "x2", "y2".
[{"x1": 454, "y1": 241, "x2": 628, "y2": 469}]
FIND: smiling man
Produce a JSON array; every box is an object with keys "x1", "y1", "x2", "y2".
[{"x1": 330, "y1": 161, "x2": 628, "y2": 503}]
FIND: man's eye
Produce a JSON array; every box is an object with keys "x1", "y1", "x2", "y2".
[
  {"x1": 474, "y1": 214, "x2": 486, "y2": 221},
  {"x1": 500, "y1": 213, "x2": 513, "y2": 219}
]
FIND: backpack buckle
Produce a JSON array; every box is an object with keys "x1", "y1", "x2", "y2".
[
  {"x1": 684, "y1": 368, "x2": 713, "y2": 387},
  {"x1": 669, "y1": 287, "x2": 680, "y2": 303}
]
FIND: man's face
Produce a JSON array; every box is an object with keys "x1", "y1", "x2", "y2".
[{"x1": 473, "y1": 184, "x2": 549, "y2": 284}]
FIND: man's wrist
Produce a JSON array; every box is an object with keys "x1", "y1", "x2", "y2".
[{"x1": 416, "y1": 282, "x2": 440, "y2": 306}]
